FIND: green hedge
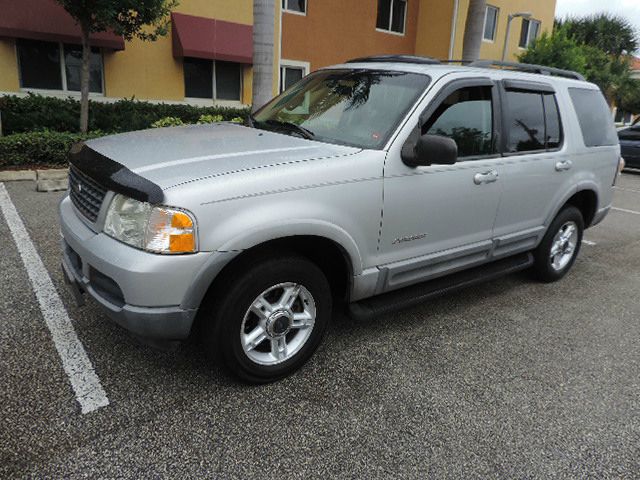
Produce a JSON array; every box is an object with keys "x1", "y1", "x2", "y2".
[
  {"x1": 0, "y1": 93, "x2": 249, "y2": 135},
  {"x1": 0, "y1": 131, "x2": 104, "y2": 168}
]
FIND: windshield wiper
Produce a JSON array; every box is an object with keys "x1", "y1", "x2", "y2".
[{"x1": 262, "y1": 119, "x2": 316, "y2": 140}]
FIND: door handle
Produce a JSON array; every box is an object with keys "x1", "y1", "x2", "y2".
[
  {"x1": 474, "y1": 170, "x2": 499, "y2": 185},
  {"x1": 555, "y1": 160, "x2": 573, "y2": 171}
]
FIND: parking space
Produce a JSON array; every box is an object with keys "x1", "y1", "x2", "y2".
[{"x1": 1, "y1": 174, "x2": 639, "y2": 478}]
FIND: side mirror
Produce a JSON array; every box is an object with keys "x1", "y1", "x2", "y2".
[{"x1": 403, "y1": 134, "x2": 458, "y2": 167}]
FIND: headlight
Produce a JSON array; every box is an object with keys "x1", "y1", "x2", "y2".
[{"x1": 103, "y1": 194, "x2": 197, "y2": 254}]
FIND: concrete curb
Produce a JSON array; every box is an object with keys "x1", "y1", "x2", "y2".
[
  {"x1": 36, "y1": 169, "x2": 69, "y2": 192},
  {"x1": 0, "y1": 168, "x2": 69, "y2": 192},
  {"x1": 0, "y1": 170, "x2": 37, "y2": 182}
]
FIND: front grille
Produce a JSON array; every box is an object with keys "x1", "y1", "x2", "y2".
[{"x1": 69, "y1": 165, "x2": 107, "y2": 222}]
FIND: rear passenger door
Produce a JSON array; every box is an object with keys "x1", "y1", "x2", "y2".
[{"x1": 491, "y1": 80, "x2": 569, "y2": 258}]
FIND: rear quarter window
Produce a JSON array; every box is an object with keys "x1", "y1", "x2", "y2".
[{"x1": 568, "y1": 88, "x2": 618, "y2": 147}]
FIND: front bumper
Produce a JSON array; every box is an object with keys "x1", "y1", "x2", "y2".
[{"x1": 59, "y1": 196, "x2": 209, "y2": 340}]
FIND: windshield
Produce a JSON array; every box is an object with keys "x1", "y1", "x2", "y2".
[{"x1": 252, "y1": 69, "x2": 431, "y2": 149}]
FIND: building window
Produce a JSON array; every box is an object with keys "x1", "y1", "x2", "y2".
[
  {"x1": 17, "y1": 39, "x2": 103, "y2": 93},
  {"x1": 519, "y1": 18, "x2": 541, "y2": 48},
  {"x1": 376, "y1": 0, "x2": 407, "y2": 35},
  {"x1": 183, "y1": 58, "x2": 242, "y2": 102},
  {"x1": 280, "y1": 62, "x2": 308, "y2": 92},
  {"x1": 483, "y1": 6, "x2": 499, "y2": 41},
  {"x1": 282, "y1": 0, "x2": 306, "y2": 14}
]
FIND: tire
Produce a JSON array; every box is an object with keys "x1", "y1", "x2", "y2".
[
  {"x1": 532, "y1": 205, "x2": 584, "y2": 283},
  {"x1": 203, "y1": 254, "x2": 332, "y2": 383}
]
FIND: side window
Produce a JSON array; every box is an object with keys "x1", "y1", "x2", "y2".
[
  {"x1": 422, "y1": 86, "x2": 494, "y2": 158},
  {"x1": 543, "y1": 94, "x2": 562, "y2": 149},
  {"x1": 505, "y1": 90, "x2": 545, "y2": 152},
  {"x1": 568, "y1": 88, "x2": 618, "y2": 147}
]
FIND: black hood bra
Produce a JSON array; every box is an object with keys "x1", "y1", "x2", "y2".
[{"x1": 68, "y1": 143, "x2": 164, "y2": 205}]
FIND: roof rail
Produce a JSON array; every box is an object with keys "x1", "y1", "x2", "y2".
[
  {"x1": 468, "y1": 60, "x2": 586, "y2": 81},
  {"x1": 346, "y1": 55, "x2": 441, "y2": 65}
]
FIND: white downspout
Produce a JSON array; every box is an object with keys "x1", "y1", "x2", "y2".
[{"x1": 448, "y1": 0, "x2": 460, "y2": 60}]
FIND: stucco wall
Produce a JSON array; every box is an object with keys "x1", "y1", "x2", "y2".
[
  {"x1": 452, "y1": 0, "x2": 557, "y2": 62},
  {"x1": 281, "y1": 0, "x2": 419, "y2": 71}
]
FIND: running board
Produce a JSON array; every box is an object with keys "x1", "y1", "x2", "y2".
[{"x1": 348, "y1": 252, "x2": 533, "y2": 320}]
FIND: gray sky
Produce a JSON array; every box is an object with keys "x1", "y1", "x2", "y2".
[{"x1": 555, "y1": 0, "x2": 640, "y2": 35}]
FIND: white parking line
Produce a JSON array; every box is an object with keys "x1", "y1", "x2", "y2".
[
  {"x1": 0, "y1": 183, "x2": 109, "y2": 414},
  {"x1": 614, "y1": 186, "x2": 640, "y2": 194},
  {"x1": 582, "y1": 239, "x2": 597, "y2": 246},
  {"x1": 612, "y1": 206, "x2": 640, "y2": 216}
]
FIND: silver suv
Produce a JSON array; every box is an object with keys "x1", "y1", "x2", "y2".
[{"x1": 60, "y1": 57, "x2": 622, "y2": 382}]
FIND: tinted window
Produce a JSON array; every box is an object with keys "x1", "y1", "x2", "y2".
[
  {"x1": 215, "y1": 61, "x2": 241, "y2": 101},
  {"x1": 254, "y1": 69, "x2": 431, "y2": 149},
  {"x1": 543, "y1": 93, "x2": 562, "y2": 149},
  {"x1": 569, "y1": 88, "x2": 618, "y2": 147},
  {"x1": 484, "y1": 6, "x2": 498, "y2": 41},
  {"x1": 64, "y1": 44, "x2": 103, "y2": 93},
  {"x1": 423, "y1": 86, "x2": 494, "y2": 158},
  {"x1": 184, "y1": 57, "x2": 212, "y2": 98},
  {"x1": 377, "y1": 0, "x2": 406, "y2": 34},
  {"x1": 17, "y1": 39, "x2": 62, "y2": 90},
  {"x1": 505, "y1": 91, "x2": 545, "y2": 152},
  {"x1": 280, "y1": 66, "x2": 304, "y2": 92},
  {"x1": 283, "y1": 0, "x2": 306, "y2": 13}
]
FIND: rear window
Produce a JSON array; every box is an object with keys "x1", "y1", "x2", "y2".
[{"x1": 568, "y1": 88, "x2": 618, "y2": 147}]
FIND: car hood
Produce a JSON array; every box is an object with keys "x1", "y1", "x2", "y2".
[{"x1": 85, "y1": 123, "x2": 361, "y2": 189}]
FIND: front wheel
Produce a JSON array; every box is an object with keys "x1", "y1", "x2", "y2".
[
  {"x1": 532, "y1": 205, "x2": 584, "y2": 282},
  {"x1": 203, "y1": 254, "x2": 332, "y2": 383}
]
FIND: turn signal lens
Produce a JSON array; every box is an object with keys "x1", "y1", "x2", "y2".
[{"x1": 104, "y1": 194, "x2": 198, "y2": 254}]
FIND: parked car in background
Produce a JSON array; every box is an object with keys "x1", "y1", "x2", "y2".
[
  {"x1": 619, "y1": 117, "x2": 640, "y2": 170},
  {"x1": 60, "y1": 57, "x2": 623, "y2": 383}
]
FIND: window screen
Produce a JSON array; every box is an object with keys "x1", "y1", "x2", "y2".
[
  {"x1": 280, "y1": 66, "x2": 305, "y2": 92},
  {"x1": 215, "y1": 61, "x2": 242, "y2": 101},
  {"x1": 568, "y1": 88, "x2": 618, "y2": 147},
  {"x1": 377, "y1": 0, "x2": 406, "y2": 34},
  {"x1": 184, "y1": 57, "x2": 213, "y2": 98},
  {"x1": 484, "y1": 6, "x2": 499, "y2": 41},
  {"x1": 283, "y1": 0, "x2": 306, "y2": 13},
  {"x1": 64, "y1": 44, "x2": 103, "y2": 93},
  {"x1": 423, "y1": 86, "x2": 494, "y2": 158},
  {"x1": 17, "y1": 39, "x2": 62, "y2": 90}
]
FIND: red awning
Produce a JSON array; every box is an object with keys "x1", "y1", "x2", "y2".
[
  {"x1": 171, "y1": 12, "x2": 252, "y2": 64},
  {"x1": 0, "y1": 0, "x2": 125, "y2": 50}
]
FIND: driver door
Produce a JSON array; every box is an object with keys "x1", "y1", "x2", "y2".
[{"x1": 378, "y1": 78, "x2": 504, "y2": 292}]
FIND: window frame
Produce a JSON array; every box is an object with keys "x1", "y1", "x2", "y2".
[
  {"x1": 279, "y1": 59, "x2": 310, "y2": 93},
  {"x1": 498, "y1": 79, "x2": 564, "y2": 156},
  {"x1": 403, "y1": 77, "x2": 502, "y2": 164},
  {"x1": 483, "y1": 5, "x2": 499, "y2": 42},
  {"x1": 16, "y1": 39, "x2": 105, "y2": 96},
  {"x1": 183, "y1": 58, "x2": 243, "y2": 105},
  {"x1": 376, "y1": 0, "x2": 408, "y2": 36},
  {"x1": 519, "y1": 18, "x2": 541, "y2": 49},
  {"x1": 282, "y1": 0, "x2": 307, "y2": 16}
]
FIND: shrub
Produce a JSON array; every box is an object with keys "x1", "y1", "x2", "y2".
[
  {"x1": 197, "y1": 114, "x2": 224, "y2": 124},
  {"x1": 0, "y1": 130, "x2": 104, "y2": 168},
  {"x1": 150, "y1": 116, "x2": 185, "y2": 128},
  {"x1": 0, "y1": 93, "x2": 250, "y2": 135}
]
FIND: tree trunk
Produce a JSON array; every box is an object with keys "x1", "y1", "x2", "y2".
[
  {"x1": 252, "y1": 0, "x2": 275, "y2": 112},
  {"x1": 79, "y1": 25, "x2": 91, "y2": 133},
  {"x1": 462, "y1": 0, "x2": 487, "y2": 62}
]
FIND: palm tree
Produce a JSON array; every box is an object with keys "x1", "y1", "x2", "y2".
[
  {"x1": 252, "y1": 0, "x2": 276, "y2": 112},
  {"x1": 462, "y1": 0, "x2": 487, "y2": 62}
]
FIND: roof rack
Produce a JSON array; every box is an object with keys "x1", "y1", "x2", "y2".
[
  {"x1": 468, "y1": 60, "x2": 585, "y2": 81},
  {"x1": 346, "y1": 55, "x2": 440, "y2": 65}
]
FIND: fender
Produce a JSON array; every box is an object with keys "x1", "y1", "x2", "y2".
[
  {"x1": 180, "y1": 220, "x2": 364, "y2": 310},
  {"x1": 543, "y1": 179, "x2": 600, "y2": 228}
]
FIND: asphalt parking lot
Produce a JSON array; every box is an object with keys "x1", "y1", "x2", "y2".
[{"x1": 1, "y1": 173, "x2": 639, "y2": 478}]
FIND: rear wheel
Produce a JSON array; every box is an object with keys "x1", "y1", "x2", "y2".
[
  {"x1": 203, "y1": 254, "x2": 332, "y2": 383},
  {"x1": 532, "y1": 206, "x2": 584, "y2": 282}
]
